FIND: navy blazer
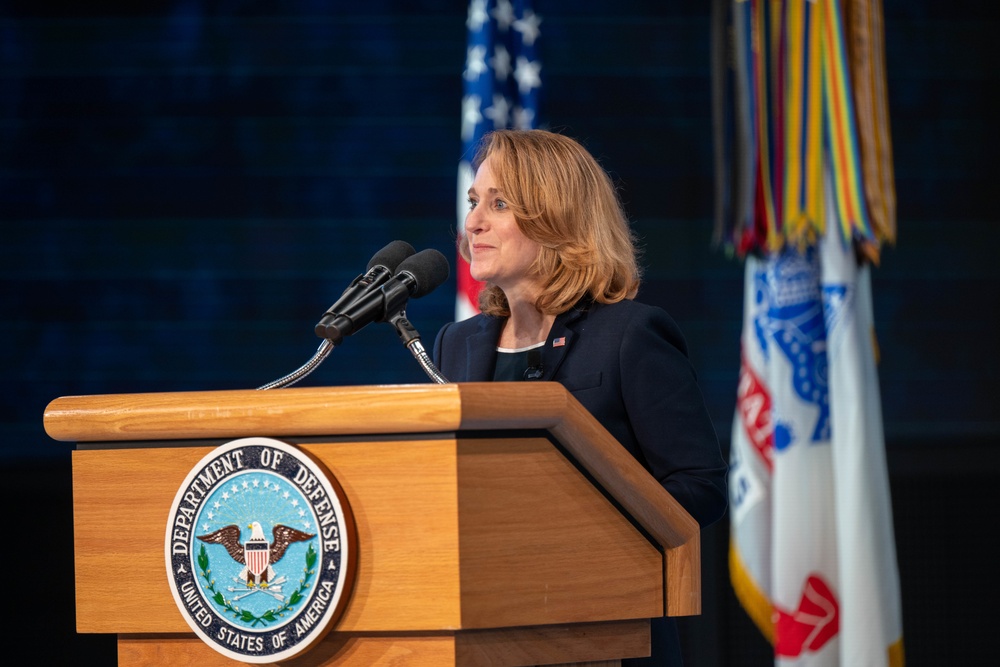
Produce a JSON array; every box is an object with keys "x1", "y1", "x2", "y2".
[{"x1": 433, "y1": 299, "x2": 728, "y2": 528}]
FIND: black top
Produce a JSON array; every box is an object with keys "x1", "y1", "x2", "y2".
[{"x1": 493, "y1": 343, "x2": 545, "y2": 381}]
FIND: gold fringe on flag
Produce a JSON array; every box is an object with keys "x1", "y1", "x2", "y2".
[
  {"x1": 729, "y1": 542, "x2": 776, "y2": 645},
  {"x1": 783, "y1": 0, "x2": 826, "y2": 251}
]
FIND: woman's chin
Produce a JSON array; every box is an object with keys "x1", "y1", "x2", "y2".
[{"x1": 468, "y1": 266, "x2": 491, "y2": 284}]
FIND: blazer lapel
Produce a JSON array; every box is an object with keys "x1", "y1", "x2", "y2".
[
  {"x1": 463, "y1": 316, "x2": 503, "y2": 381},
  {"x1": 540, "y1": 304, "x2": 589, "y2": 380}
]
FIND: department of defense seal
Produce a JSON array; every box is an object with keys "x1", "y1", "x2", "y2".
[{"x1": 165, "y1": 437, "x2": 356, "y2": 663}]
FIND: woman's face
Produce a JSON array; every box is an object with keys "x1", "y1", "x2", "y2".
[{"x1": 465, "y1": 155, "x2": 542, "y2": 297}]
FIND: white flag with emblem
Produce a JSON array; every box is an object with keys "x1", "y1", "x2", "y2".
[{"x1": 729, "y1": 210, "x2": 903, "y2": 665}]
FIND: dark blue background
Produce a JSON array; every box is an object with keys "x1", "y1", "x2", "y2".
[{"x1": 3, "y1": 1, "x2": 996, "y2": 664}]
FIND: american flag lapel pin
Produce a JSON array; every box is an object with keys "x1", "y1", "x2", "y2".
[{"x1": 553, "y1": 337, "x2": 566, "y2": 347}]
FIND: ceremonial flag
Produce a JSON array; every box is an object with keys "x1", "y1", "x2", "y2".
[
  {"x1": 729, "y1": 204, "x2": 903, "y2": 666},
  {"x1": 457, "y1": 0, "x2": 542, "y2": 320},
  {"x1": 717, "y1": 1, "x2": 904, "y2": 664}
]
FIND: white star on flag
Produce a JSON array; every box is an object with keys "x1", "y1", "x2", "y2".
[
  {"x1": 512, "y1": 10, "x2": 542, "y2": 46},
  {"x1": 513, "y1": 56, "x2": 541, "y2": 95}
]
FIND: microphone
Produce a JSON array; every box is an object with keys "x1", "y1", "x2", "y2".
[
  {"x1": 314, "y1": 240, "x2": 415, "y2": 337},
  {"x1": 523, "y1": 348, "x2": 544, "y2": 380},
  {"x1": 259, "y1": 242, "x2": 444, "y2": 391},
  {"x1": 315, "y1": 248, "x2": 450, "y2": 345}
]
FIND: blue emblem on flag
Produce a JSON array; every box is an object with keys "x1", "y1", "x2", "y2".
[{"x1": 754, "y1": 249, "x2": 831, "y2": 443}]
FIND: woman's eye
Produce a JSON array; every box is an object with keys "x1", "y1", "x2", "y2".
[
  {"x1": 494, "y1": 198, "x2": 507, "y2": 210},
  {"x1": 467, "y1": 197, "x2": 478, "y2": 210}
]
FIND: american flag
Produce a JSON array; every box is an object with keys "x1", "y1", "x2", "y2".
[{"x1": 456, "y1": 0, "x2": 543, "y2": 320}]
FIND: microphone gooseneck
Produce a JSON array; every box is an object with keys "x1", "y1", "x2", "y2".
[{"x1": 382, "y1": 248, "x2": 452, "y2": 383}]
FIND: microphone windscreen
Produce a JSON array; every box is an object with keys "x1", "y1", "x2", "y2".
[
  {"x1": 396, "y1": 249, "x2": 451, "y2": 298},
  {"x1": 367, "y1": 240, "x2": 416, "y2": 272}
]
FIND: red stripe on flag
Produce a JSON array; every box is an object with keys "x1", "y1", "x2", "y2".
[{"x1": 456, "y1": 254, "x2": 483, "y2": 315}]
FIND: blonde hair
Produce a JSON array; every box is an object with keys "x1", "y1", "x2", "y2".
[{"x1": 460, "y1": 129, "x2": 641, "y2": 317}]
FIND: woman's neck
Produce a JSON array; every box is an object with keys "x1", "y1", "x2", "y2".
[{"x1": 499, "y1": 297, "x2": 555, "y2": 349}]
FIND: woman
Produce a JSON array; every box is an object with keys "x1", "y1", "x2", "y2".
[{"x1": 433, "y1": 129, "x2": 727, "y2": 665}]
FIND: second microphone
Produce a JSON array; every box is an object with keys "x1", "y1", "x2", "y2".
[{"x1": 314, "y1": 246, "x2": 450, "y2": 345}]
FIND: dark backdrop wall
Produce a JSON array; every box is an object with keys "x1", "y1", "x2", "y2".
[{"x1": 2, "y1": 1, "x2": 996, "y2": 665}]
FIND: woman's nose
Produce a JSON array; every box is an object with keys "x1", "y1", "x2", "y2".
[{"x1": 464, "y1": 207, "x2": 484, "y2": 235}]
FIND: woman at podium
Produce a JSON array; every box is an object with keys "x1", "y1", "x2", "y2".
[{"x1": 434, "y1": 128, "x2": 728, "y2": 666}]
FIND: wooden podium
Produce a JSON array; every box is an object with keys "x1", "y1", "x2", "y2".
[{"x1": 44, "y1": 382, "x2": 701, "y2": 666}]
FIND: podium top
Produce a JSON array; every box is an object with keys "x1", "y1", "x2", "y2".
[
  {"x1": 45, "y1": 382, "x2": 567, "y2": 443},
  {"x1": 44, "y1": 381, "x2": 698, "y2": 552}
]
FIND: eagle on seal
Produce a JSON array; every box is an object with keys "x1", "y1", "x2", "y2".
[{"x1": 197, "y1": 521, "x2": 315, "y2": 588}]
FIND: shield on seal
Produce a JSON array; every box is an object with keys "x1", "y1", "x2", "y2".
[{"x1": 244, "y1": 537, "x2": 270, "y2": 577}]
